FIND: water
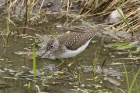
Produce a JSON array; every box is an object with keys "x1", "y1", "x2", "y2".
[{"x1": 0, "y1": 12, "x2": 139, "y2": 93}]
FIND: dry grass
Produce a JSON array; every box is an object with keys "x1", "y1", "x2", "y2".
[
  {"x1": 78, "y1": 0, "x2": 140, "y2": 32},
  {"x1": 0, "y1": 0, "x2": 139, "y2": 33}
]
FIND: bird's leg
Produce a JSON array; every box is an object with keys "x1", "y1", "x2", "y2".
[
  {"x1": 75, "y1": 56, "x2": 80, "y2": 67},
  {"x1": 75, "y1": 56, "x2": 81, "y2": 85},
  {"x1": 56, "y1": 58, "x2": 65, "y2": 67}
]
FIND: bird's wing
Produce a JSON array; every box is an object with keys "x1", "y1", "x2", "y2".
[{"x1": 58, "y1": 31, "x2": 94, "y2": 50}]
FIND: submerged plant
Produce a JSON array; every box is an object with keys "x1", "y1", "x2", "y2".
[
  {"x1": 22, "y1": 0, "x2": 32, "y2": 34},
  {"x1": 28, "y1": 81, "x2": 31, "y2": 93},
  {"x1": 33, "y1": 43, "x2": 37, "y2": 79},
  {"x1": 92, "y1": 38, "x2": 104, "y2": 77},
  {"x1": 123, "y1": 64, "x2": 140, "y2": 93}
]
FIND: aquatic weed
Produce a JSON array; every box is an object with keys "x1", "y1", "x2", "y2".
[
  {"x1": 123, "y1": 64, "x2": 140, "y2": 93},
  {"x1": 33, "y1": 43, "x2": 37, "y2": 79}
]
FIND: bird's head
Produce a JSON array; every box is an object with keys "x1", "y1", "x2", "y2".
[{"x1": 45, "y1": 39, "x2": 59, "y2": 54}]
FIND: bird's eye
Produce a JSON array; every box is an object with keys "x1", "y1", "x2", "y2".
[{"x1": 50, "y1": 45, "x2": 54, "y2": 48}]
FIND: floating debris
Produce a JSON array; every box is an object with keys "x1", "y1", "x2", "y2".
[
  {"x1": 29, "y1": 69, "x2": 43, "y2": 76},
  {"x1": 104, "y1": 77, "x2": 121, "y2": 86},
  {"x1": 14, "y1": 51, "x2": 33, "y2": 55},
  {"x1": 0, "y1": 69, "x2": 5, "y2": 73},
  {"x1": 35, "y1": 85, "x2": 49, "y2": 93},
  {"x1": 0, "y1": 59, "x2": 4, "y2": 61},
  {"x1": 56, "y1": 24, "x2": 63, "y2": 28},
  {"x1": 82, "y1": 65, "x2": 122, "y2": 78},
  {"x1": 15, "y1": 71, "x2": 24, "y2": 77},
  {"x1": 55, "y1": 71, "x2": 64, "y2": 75}
]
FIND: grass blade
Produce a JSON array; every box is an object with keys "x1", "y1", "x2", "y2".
[
  {"x1": 33, "y1": 43, "x2": 36, "y2": 79},
  {"x1": 123, "y1": 64, "x2": 129, "y2": 90},
  {"x1": 93, "y1": 38, "x2": 104, "y2": 77},
  {"x1": 128, "y1": 69, "x2": 140, "y2": 93},
  {"x1": 117, "y1": 8, "x2": 133, "y2": 32},
  {"x1": 28, "y1": 81, "x2": 31, "y2": 93}
]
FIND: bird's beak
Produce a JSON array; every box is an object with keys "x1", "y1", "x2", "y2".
[{"x1": 39, "y1": 50, "x2": 51, "y2": 59}]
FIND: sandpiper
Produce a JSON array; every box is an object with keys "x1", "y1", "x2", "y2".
[{"x1": 40, "y1": 26, "x2": 100, "y2": 59}]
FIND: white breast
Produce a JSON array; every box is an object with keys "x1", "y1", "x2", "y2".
[{"x1": 58, "y1": 39, "x2": 91, "y2": 58}]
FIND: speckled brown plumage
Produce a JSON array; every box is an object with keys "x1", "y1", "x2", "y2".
[{"x1": 58, "y1": 29, "x2": 98, "y2": 50}]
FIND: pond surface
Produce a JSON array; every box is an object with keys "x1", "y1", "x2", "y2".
[{"x1": 0, "y1": 12, "x2": 139, "y2": 93}]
